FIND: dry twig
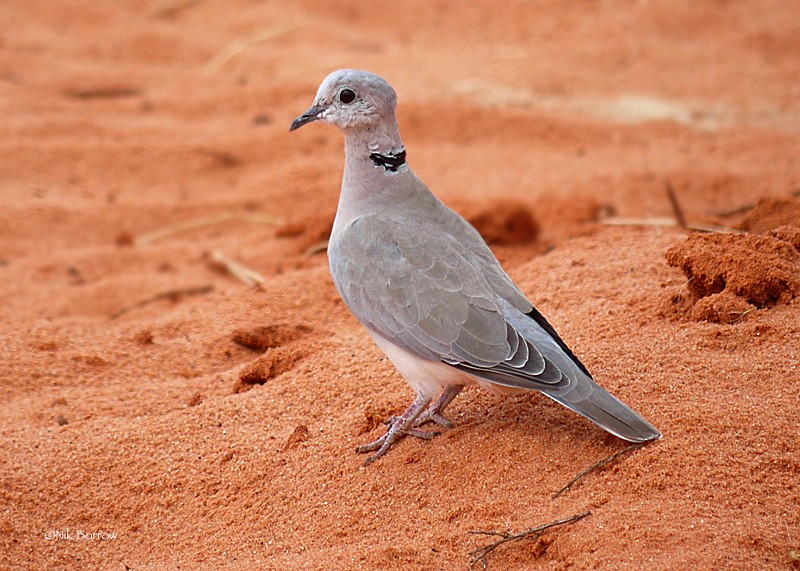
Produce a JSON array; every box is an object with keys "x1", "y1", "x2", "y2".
[
  {"x1": 603, "y1": 178, "x2": 746, "y2": 234},
  {"x1": 601, "y1": 217, "x2": 742, "y2": 234},
  {"x1": 204, "y1": 24, "x2": 298, "y2": 74},
  {"x1": 63, "y1": 86, "x2": 141, "y2": 100},
  {"x1": 136, "y1": 212, "x2": 282, "y2": 245},
  {"x1": 110, "y1": 284, "x2": 213, "y2": 319},
  {"x1": 150, "y1": 0, "x2": 202, "y2": 18},
  {"x1": 730, "y1": 307, "x2": 756, "y2": 323},
  {"x1": 207, "y1": 249, "x2": 265, "y2": 287},
  {"x1": 303, "y1": 240, "x2": 329, "y2": 257},
  {"x1": 713, "y1": 187, "x2": 800, "y2": 217},
  {"x1": 468, "y1": 511, "x2": 591, "y2": 569},
  {"x1": 552, "y1": 441, "x2": 648, "y2": 499},
  {"x1": 664, "y1": 179, "x2": 688, "y2": 230}
]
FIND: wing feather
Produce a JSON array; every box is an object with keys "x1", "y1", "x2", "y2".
[{"x1": 329, "y1": 213, "x2": 572, "y2": 389}]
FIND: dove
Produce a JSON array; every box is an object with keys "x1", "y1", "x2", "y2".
[{"x1": 290, "y1": 69, "x2": 660, "y2": 464}]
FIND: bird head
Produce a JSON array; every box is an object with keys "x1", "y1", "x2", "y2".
[{"x1": 290, "y1": 69, "x2": 397, "y2": 132}]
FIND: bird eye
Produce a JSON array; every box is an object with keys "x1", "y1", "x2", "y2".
[{"x1": 338, "y1": 88, "x2": 356, "y2": 104}]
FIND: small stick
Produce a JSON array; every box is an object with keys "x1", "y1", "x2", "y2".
[
  {"x1": 730, "y1": 307, "x2": 756, "y2": 323},
  {"x1": 552, "y1": 442, "x2": 647, "y2": 500},
  {"x1": 208, "y1": 249, "x2": 265, "y2": 287},
  {"x1": 715, "y1": 203, "x2": 755, "y2": 218},
  {"x1": 110, "y1": 284, "x2": 213, "y2": 319},
  {"x1": 685, "y1": 223, "x2": 744, "y2": 234},
  {"x1": 63, "y1": 87, "x2": 141, "y2": 100},
  {"x1": 714, "y1": 187, "x2": 800, "y2": 217},
  {"x1": 664, "y1": 179, "x2": 688, "y2": 230},
  {"x1": 150, "y1": 0, "x2": 202, "y2": 18},
  {"x1": 468, "y1": 511, "x2": 591, "y2": 569},
  {"x1": 204, "y1": 24, "x2": 298, "y2": 74},
  {"x1": 603, "y1": 216, "x2": 677, "y2": 228},
  {"x1": 601, "y1": 218, "x2": 742, "y2": 234},
  {"x1": 303, "y1": 240, "x2": 329, "y2": 257},
  {"x1": 136, "y1": 212, "x2": 282, "y2": 245}
]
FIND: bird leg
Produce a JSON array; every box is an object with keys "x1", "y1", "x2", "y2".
[
  {"x1": 414, "y1": 385, "x2": 463, "y2": 428},
  {"x1": 356, "y1": 394, "x2": 432, "y2": 464}
]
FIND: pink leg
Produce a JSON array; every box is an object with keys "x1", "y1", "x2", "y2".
[
  {"x1": 356, "y1": 394, "x2": 432, "y2": 465},
  {"x1": 414, "y1": 385, "x2": 463, "y2": 428}
]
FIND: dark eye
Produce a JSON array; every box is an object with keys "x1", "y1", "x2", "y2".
[{"x1": 338, "y1": 88, "x2": 356, "y2": 104}]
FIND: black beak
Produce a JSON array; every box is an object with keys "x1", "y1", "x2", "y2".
[{"x1": 290, "y1": 105, "x2": 325, "y2": 131}]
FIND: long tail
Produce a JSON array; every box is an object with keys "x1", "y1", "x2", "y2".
[
  {"x1": 503, "y1": 303, "x2": 661, "y2": 442},
  {"x1": 544, "y1": 383, "x2": 661, "y2": 442}
]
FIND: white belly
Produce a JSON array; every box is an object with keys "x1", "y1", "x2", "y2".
[{"x1": 369, "y1": 331, "x2": 525, "y2": 398}]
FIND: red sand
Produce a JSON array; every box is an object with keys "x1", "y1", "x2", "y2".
[{"x1": 2, "y1": 1, "x2": 799, "y2": 569}]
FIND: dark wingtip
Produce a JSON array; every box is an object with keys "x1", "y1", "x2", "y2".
[
  {"x1": 626, "y1": 428, "x2": 663, "y2": 443},
  {"x1": 525, "y1": 307, "x2": 593, "y2": 378}
]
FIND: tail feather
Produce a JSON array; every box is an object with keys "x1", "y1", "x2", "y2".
[
  {"x1": 545, "y1": 384, "x2": 661, "y2": 442},
  {"x1": 508, "y1": 302, "x2": 661, "y2": 442}
]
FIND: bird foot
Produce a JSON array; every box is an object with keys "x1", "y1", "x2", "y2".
[
  {"x1": 413, "y1": 410, "x2": 453, "y2": 429},
  {"x1": 358, "y1": 395, "x2": 455, "y2": 463},
  {"x1": 358, "y1": 416, "x2": 440, "y2": 464},
  {"x1": 383, "y1": 415, "x2": 444, "y2": 438},
  {"x1": 356, "y1": 395, "x2": 435, "y2": 464}
]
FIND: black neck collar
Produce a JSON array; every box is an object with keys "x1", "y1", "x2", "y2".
[{"x1": 369, "y1": 150, "x2": 406, "y2": 172}]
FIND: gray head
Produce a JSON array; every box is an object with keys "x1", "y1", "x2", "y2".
[{"x1": 290, "y1": 69, "x2": 398, "y2": 132}]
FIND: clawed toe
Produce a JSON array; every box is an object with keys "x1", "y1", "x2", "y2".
[
  {"x1": 357, "y1": 417, "x2": 441, "y2": 460},
  {"x1": 356, "y1": 388, "x2": 463, "y2": 464},
  {"x1": 357, "y1": 429, "x2": 442, "y2": 465},
  {"x1": 406, "y1": 427, "x2": 440, "y2": 440},
  {"x1": 413, "y1": 411, "x2": 453, "y2": 429},
  {"x1": 381, "y1": 415, "x2": 444, "y2": 436},
  {"x1": 355, "y1": 433, "x2": 387, "y2": 454}
]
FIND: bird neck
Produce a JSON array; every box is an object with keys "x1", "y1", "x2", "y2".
[
  {"x1": 342, "y1": 116, "x2": 408, "y2": 175},
  {"x1": 334, "y1": 118, "x2": 421, "y2": 237}
]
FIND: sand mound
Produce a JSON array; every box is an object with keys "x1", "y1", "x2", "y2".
[
  {"x1": 234, "y1": 346, "x2": 305, "y2": 394},
  {"x1": 687, "y1": 291, "x2": 755, "y2": 324},
  {"x1": 276, "y1": 212, "x2": 335, "y2": 254},
  {"x1": 452, "y1": 195, "x2": 606, "y2": 249},
  {"x1": 738, "y1": 196, "x2": 800, "y2": 234},
  {"x1": 665, "y1": 232, "x2": 800, "y2": 322},
  {"x1": 769, "y1": 225, "x2": 800, "y2": 250},
  {"x1": 531, "y1": 195, "x2": 607, "y2": 242},
  {"x1": 451, "y1": 199, "x2": 540, "y2": 246},
  {"x1": 231, "y1": 323, "x2": 312, "y2": 352},
  {"x1": 231, "y1": 324, "x2": 312, "y2": 393}
]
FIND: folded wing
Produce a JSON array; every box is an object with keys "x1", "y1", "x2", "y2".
[{"x1": 329, "y1": 213, "x2": 660, "y2": 442}]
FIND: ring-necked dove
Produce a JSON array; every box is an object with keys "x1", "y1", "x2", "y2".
[{"x1": 291, "y1": 69, "x2": 660, "y2": 464}]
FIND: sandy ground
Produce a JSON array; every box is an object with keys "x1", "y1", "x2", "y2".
[{"x1": 2, "y1": 1, "x2": 799, "y2": 569}]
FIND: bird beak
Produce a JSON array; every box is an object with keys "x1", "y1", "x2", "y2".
[{"x1": 290, "y1": 105, "x2": 325, "y2": 131}]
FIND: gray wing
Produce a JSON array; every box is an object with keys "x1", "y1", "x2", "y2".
[
  {"x1": 329, "y1": 214, "x2": 545, "y2": 375},
  {"x1": 329, "y1": 213, "x2": 660, "y2": 442}
]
